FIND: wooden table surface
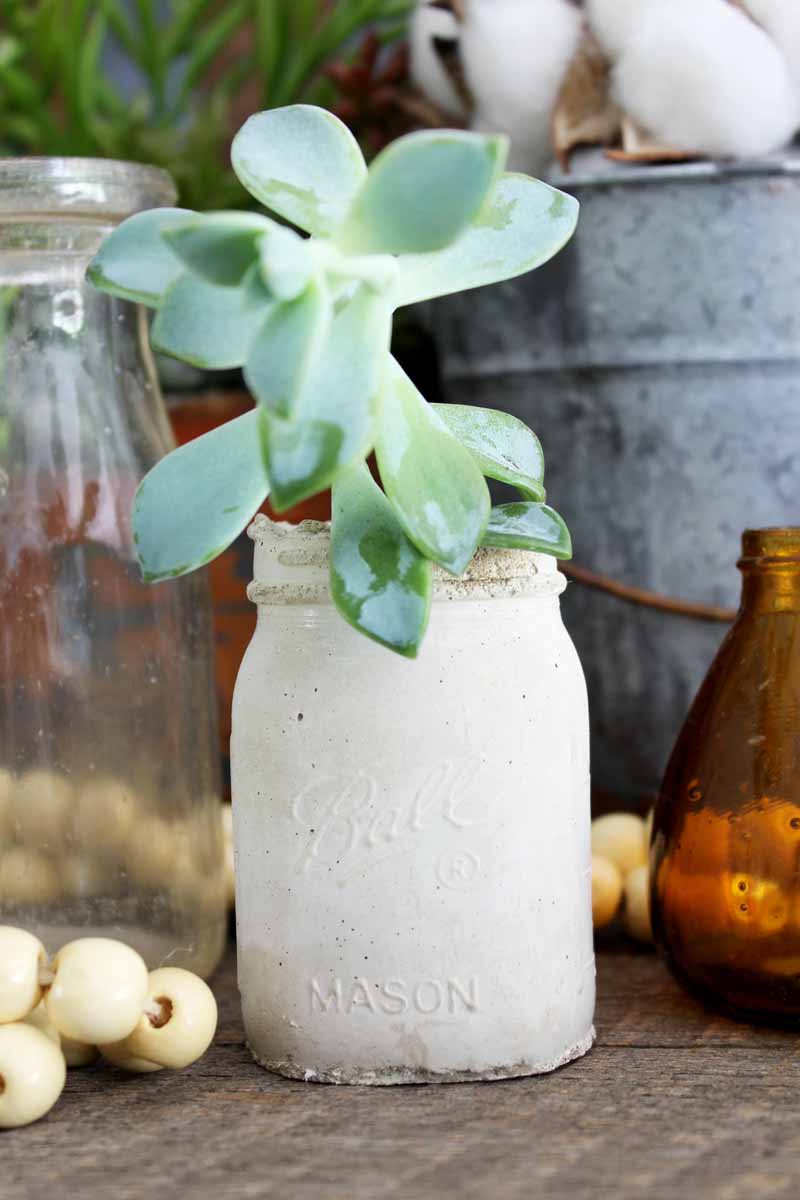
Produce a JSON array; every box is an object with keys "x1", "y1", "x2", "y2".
[{"x1": 4, "y1": 941, "x2": 799, "y2": 1199}]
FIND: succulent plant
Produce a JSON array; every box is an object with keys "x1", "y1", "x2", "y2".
[{"x1": 87, "y1": 104, "x2": 578, "y2": 657}]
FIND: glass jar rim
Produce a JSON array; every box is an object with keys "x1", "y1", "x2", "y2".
[{"x1": 0, "y1": 157, "x2": 176, "y2": 218}]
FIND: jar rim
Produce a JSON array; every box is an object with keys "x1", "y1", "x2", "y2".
[
  {"x1": 0, "y1": 157, "x2": 177, "y2": 217},
  {"x1": 247, "y1": 515, "x2": 566, "y2": 605}
]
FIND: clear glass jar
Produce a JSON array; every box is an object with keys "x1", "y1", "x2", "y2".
[{"x1": 0, "y1": 159, "x2": 226, "y2": 977}]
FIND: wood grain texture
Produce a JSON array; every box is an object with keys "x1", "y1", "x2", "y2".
[{"x1": 4, "y1": 943, "x2": 799, "y2": 1200}]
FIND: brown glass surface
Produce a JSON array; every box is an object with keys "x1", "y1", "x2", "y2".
[{"x1": 651, "y1": 528, "x2": 800, "y2": 1023}]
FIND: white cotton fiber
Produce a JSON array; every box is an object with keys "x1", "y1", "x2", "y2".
[
  {"x1": 742, "y1": 0, "x2": 800, "y2": 100},
  {"x1": 611, "y1": 0, "x2": 800, "y2": 157},
  {"x1": 410, "y1": 2, "x2": 469, "y2": 121},
  {"x1": 586, "y1": 0, "x2": 653, "y2": 61},
  {"x1": 461, "y1": 0, "x2": 584, "y2": 172}
]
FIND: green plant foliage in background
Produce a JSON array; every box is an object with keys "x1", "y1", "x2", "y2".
[
  {"x1": 0, "y1": 0, "x2": 413, "y2": 210},
  {"x1": 88, "y1": 105, "x2": 579, "y2": 657}
]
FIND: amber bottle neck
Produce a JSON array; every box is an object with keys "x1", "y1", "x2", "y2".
[
  {"x1": 740, "y1": 565, "x2": 800, "y2": 614},
  {"x1": 739, "y1": 529, "x2": 800, "y2": 614}
]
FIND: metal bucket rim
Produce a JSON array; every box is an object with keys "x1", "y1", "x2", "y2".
[{"x1": 549, "y1": 150, "x2": 800, "y2": 191}]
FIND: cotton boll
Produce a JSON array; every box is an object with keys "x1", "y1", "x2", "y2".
[
  {"x1": 613, "y1": 0, "x2": 800, "y2": 158},
  {"x1": 742, "y1": 0, "x2": 800, "y2": 100},
  {"x1": 410, "y1": 2, "x2": 469, "y2": 120},
  {"x1": 586, "y1": 0, "x2": 654, "y2": 62},
  {"x1": 461, "y1": 0, "x2": 583, "y2": 173}
]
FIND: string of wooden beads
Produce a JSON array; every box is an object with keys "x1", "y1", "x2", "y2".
[
  {"x1": 0, "y1": 927, "x2": 217, "y2": 1129},
  {"x1": 591, "y1": 811, "x2": 654, "y2": 943}
]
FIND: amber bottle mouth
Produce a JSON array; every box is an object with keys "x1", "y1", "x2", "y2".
[{"x1": 739, "y1": 527, "x2": 800, "y2": 569}]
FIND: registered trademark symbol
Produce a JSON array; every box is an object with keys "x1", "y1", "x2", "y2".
[{"x1": 436, "y1": 850, "x2": 481, "y2": 890}]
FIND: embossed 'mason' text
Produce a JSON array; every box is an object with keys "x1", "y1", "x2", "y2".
[{"x1": 310, "y1": 977, "x2": 479, "y2": 1016}]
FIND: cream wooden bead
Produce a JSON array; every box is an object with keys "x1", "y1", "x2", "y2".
[
  {"x1": 26, "y1": 1001, "x2": 99, "y2": 1068},
  {"x1": 0, "y1": 926, "x2": 47, "y2": 1022},
  {"x1": 13, "y1": 769, "x2": 73, "y2": 840},
  {"x1": 624, "y1": 865, "x2": 653, "y2": 943},
  {"x1": 591, "y1": 855, "x2": 623, "y2": 929},
  {"x1": 62, "y1": 1033, "x2": 100, "y2": 1069},
  {"x1": 23, "y1": 1001, "x2": 58, "y2": 1046},
  {"x1": 222, "y1": 806, "x2": 235, "y2": 910},
  {"x1": 183, "y1": 803, "x2": 224, "y2": 875},
  {"x1": 100, "y1": 1040, "x2": 163, "y2": 1073},
  {"x1": 644, "y1": 807, "x2": 654, "y2": 848},
  {"x1": 103, "y1": 967, "x2": 217, "y2": 1071},
  {"x1": 124, "y1": 816, "x2": 176, "y2": 889},
  {"x1": 46, "y1": 938, "x2": 148, "y2": 1045},
  {"x1": 224, "y1": 840, "x2": 235, "y2": 910},
  {"x1": 0, "y1": 767, "x2": 14, "y2": 805},
  {"x1": 71, "y1": 777, "x2": 136, "y2": 853},
  {"x1": 0, "y1": 850, "x2": 61, "y2": 906},
  {"x1": 591, "y1": 813, "x2": 648, "y2": 877},
  {"x1": 0, "y1": 769, "x2": 14, "y2": 840},
  {"x1": 172, "y1": 833, "x2": 203, "y2": 902},
  {"x1": 0, "y1": 1022, "x2": 66, "y2": 1128},
  {"x1": 59, "y1": 854, "x2": 115, "y2": 900},
  {"x1": 185, "y1": 859, "x2": 226, "y2": 922}
]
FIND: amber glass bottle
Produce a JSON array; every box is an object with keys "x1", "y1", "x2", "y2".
[{"x1": 651, "y1": 528, "x2": 800, "y2": 1023}]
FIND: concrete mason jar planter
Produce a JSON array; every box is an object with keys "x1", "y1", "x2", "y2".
[{"x1": 230, "y1": 516, "x2": 595, "y2": 1085}]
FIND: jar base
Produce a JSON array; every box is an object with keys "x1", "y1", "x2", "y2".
[
  {"x1": 247, "y1": 1027, "x2": 595, "y2": 1086},
  {"x1": 662, "y1": 955, "x2": 800, "y2": 1029},
  {"x1": 12, "y1": 919, "x2": 226, "y2": 981}
]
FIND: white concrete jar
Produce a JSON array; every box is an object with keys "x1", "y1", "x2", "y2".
[{"x1": 230, "y1": 516, "x2": 595, "y2": 1085}]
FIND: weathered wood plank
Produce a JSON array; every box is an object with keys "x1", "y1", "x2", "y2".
[{"x1": 3, "y1": 946, "x2": 799, "y2": 1200}]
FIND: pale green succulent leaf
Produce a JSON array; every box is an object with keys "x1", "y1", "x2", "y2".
[
  {"x1": 242, "y1": 262, "x2": 273, "y2": 307},
  {"x1": 482, "y1": 502, "x2": 572, "y2": 558},
  {"x1": 331, "y1": 462, "x2": 432, "y2": 658},
  {"x1": 431, "y1": 403, "x2": 546, "y2": 502},
  {"x1": 259, "y1": 224, "x2": 314, "y2": 300},
  {"x1": 133, "y1": 409, "x2": 269, "y2": 582},
  {"x1": 394, "y1": 174, "x2": 579, "y2": 306},
  {"x1": 151, "y1": 268, "x2": 272, "y2": 369},
  {"x1": 261, "y1": 285, "x2": 391, "y2": 510},
  {"x1": 244, "y1": 278, "x2": 331, "y2": 419},
  {"x1": 376, "y1": 360, "x2": 490, "y2": 575},
  {"x1": 333, "y1": 254, "x2": 399, "y2": 294},
  {"x1": 313, "y1": 242, "x2": 399, "y2": 295},
  {"x1": 162, "y1": 212, "x2": 274, "y2": 286},
  {"x1": 231, "y1": 105, "x2": 367, "y2": 237},
  {"x1": 336, "y1": 130, "x2": 508, "y2": 256},
  {"x1": 86, "y1": 207, "x2": 193, "y2": 306}
]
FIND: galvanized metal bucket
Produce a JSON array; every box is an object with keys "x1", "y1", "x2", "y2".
[{"x1": 422, "y1": 148, "x2": 800, "y2": 803}]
